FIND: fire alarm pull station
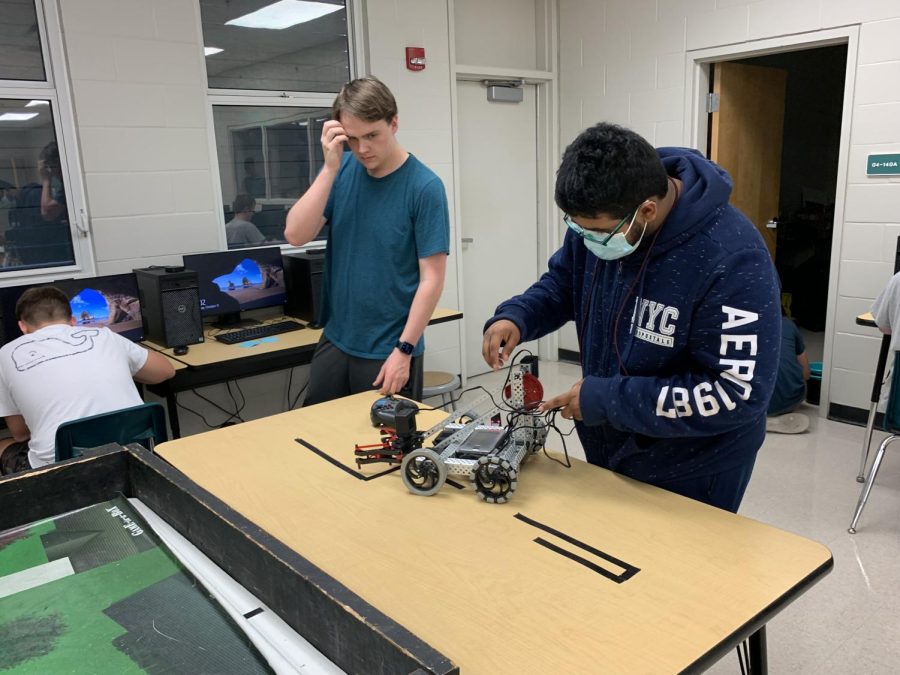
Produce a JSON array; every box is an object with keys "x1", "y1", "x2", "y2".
[{"x1": 406, "y1": 47, "x2": 426, "y2": 71}]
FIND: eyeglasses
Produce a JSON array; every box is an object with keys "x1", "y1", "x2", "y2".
[{"x1": 563, "y1": 213, "x2": 632, "y2": 246}]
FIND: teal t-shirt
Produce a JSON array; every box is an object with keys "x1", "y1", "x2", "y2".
[{"x1": 322, "y1": 152, "x2": 450, "y2": 359}]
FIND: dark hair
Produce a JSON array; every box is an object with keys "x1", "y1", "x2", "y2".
[
  {"x1": 332, "y1": 76, "x2": 398, "y2": 123},
  {"x1": 16, "y1": 286, "x2": 72, "y2": 326},
  {"x1": 555, "y1": 122, "x2": 668, "y2": 219},
  {"x1": 40, "y1": 140, "x2": 59, "y2": 166},
  {"x1": 233, "y1": 192, "x2": 255, "y2": 213}
]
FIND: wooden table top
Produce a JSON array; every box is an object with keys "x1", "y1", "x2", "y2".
[
  {"x1": 157, "y1": 392, "x2": 832, "y2": 673},
  {"x1": 144, "y1": 317, "x2": 317, "y2": 367},
  {"x1": 145, "y1": 307, "x2": 463, "y2": 368},
  {"x1": 856, "y1": 311, "x2": 876, "y2": 327}
]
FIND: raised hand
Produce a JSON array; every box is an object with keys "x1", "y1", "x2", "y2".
[
  {"x1": 481, "y1": 319, "x2": 521, "y2": 370},
  {"x1": 321, "y1": 119, "x2": 348, "y2": 172}
]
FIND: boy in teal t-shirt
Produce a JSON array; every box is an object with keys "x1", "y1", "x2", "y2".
[{"x1": 284, "y1": 77, "x2": 450, "y2": 405}]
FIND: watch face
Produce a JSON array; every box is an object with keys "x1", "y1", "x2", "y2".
[{"x1": 397, "y1": 340, "x2": 414, "y2": 354}]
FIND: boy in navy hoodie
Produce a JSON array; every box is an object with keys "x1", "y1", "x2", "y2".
[{"x1": 482, "y1": 123, "x2": 781, "y2": 512}]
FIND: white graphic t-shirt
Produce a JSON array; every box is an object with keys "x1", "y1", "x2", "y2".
[{"x1": 0, "y1": 323, "x2": 148, "y2": 467}]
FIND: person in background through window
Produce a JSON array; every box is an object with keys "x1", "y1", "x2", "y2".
[
  {"x1": 37, "y1": 141, "x2": 66, "y2": 223},
  {"x1": 7, "y1": 141, "x2": 73, "y2": 266},
  {"x1": 226, "y1": 193, "x2": 266, "y2": 249},
  {"x1": 284, "y1": 76, "x2": 450, "y2": 404}
]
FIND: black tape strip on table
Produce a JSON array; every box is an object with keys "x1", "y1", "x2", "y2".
[{"x1": 515, "y1": 512, "x2": 640, "y2": 583}]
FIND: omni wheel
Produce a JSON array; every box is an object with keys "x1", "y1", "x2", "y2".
[
  {"x1": 401, "y1": 449, "x2": 447, "y2": 496},
  {"x1": 473, "y1": 456, "x2": 518, "y2": 504}
]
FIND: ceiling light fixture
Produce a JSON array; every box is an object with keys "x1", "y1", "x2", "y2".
[
  {"x1": 0, "y1": 112, "x2": 39, "y2": 122},
  {"x1": 226, "y1": 0, "x2": 342, "y2": 30}
]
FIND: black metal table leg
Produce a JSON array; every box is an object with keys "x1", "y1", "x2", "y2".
[
  {"x1": 748, "y1": 625, "x2": 768, "y2": 674},
  {"x1": 165, "y1": 391, "x2": 181, "y2": 439}
]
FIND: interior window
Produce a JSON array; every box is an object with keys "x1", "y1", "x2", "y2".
[
  {"x1": 200, "y1": 0, "x2": 350, "y2": 93},
  {"x1": 0, "y1": 98, "x2": 75, "y2": 271},
  {"x1": 212, "y1": 105, "x2": 331, "y2": 249},
  {"x1": 0, "y1": 0, "x2": 46, "y2": 81}
]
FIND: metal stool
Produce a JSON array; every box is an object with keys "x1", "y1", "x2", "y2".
[
  {"x1": 421, "y1": 371, "x2": 461, "y2": 411},
  {"x1": 850, "y1": 351, "x2": 900, "y2": 533}
]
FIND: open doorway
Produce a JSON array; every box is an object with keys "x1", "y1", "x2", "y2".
[{"x1": 708, "y1": 45, "x2": 847, "y2": 369}]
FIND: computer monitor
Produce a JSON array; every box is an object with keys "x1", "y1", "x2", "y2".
[
  {"x1": 0, "y1": 273, "x2": 144, "y2": 344},
  {"x1": 182, "y1": 246, "x2": 287, "y2": 327},
  {"x1": 0, "y1": 282, "x2": 42, "y2": 343}
]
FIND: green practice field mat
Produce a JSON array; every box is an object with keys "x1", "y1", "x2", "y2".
[{"x1": 0, "y1": 496, "x2": 272, "y2": 674}]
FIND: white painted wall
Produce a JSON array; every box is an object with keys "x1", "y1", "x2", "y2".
[
  {"x1": 45, "y1": 0, "x2": 461, "y2": 436},
  {"x1": 558, "y1": 0, "x2": 900, "y2": 414},
  {"x1": 454, "y1": 0, "x2": 539, "y2": 69},
  {"x1": 59, "y1": 0, "x2": 219, "y2": 276}
]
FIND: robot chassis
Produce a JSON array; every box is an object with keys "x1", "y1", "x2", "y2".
[{"x1": 359, "y1": 366, "x2": 549, "y2": 504}]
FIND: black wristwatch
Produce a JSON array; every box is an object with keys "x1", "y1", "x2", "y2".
[{"x1": 395, "y1": 340, "x2": 415, "y2": 355}]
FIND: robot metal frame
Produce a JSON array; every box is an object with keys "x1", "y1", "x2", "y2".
[{"x1": 398, "y1": 366, "x2": 549, "y2": 503}]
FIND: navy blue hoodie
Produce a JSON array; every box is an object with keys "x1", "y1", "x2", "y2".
[{"x1": 486, "y1": 148, "x2": 781, "y2": 485}]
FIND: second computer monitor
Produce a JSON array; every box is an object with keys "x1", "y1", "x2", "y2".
[
  {"x1": 0, "y1": 273, "x2": 144, "y2": 344},
  {"x1": 182, "y1": 246, "x2": 286, "y2": 325}
]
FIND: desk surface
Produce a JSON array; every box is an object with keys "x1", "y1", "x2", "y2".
[
  {"x1": 145, "y1": 317, "x2": 317, "y2": 367},
  {"x1": 145, "y1": 307, "x2": 463, "y2": 368},
  {"x1": 157, "y1": 392, "x2": 832, "y2": 673}
]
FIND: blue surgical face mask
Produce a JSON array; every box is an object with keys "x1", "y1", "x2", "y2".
[
  {"x1": 566, "y1": 208, "x2": 648, "y2": 261},
  {"x1": 585, "y1": 215, "x2": 646, "y2": 260}
]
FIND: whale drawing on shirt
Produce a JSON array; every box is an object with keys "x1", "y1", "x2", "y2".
[{"x1": 12, "y1": 329, "x2": 100, "y2": 371}]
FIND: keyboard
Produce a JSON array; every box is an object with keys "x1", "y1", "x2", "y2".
[{"x1": 214, "y1": 320, "x2": 305, "y2": 345}]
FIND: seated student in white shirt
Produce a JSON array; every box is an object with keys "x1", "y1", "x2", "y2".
[{"x1": 0, "y1": 286, "x2": 175, "y2": 474}]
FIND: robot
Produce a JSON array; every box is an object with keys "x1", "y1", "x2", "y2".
[{"x1": 359, "y1": 365, "x2": 549, "y2": 504}]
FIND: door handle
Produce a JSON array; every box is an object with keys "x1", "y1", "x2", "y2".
[{"x1": 461, "y1": 237, "x2": 474, "y2": 243}]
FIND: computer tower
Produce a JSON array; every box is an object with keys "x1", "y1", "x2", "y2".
[
  {"x1": 134, "y1": 266, "x2": 204, "y2": 348},
  {"x1": 283, "y1": 249, "x2": 325, "y2": 326}
]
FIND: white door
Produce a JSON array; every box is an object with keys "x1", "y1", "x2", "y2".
[{"x1": 457, "y1": 81, "x2": 539, "y2": 377}]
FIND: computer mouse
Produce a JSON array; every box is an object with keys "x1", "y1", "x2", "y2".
[{"x1": 173, "y1": 345, "x2": 189, "y2": 356}]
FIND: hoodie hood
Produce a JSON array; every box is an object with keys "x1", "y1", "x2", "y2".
[{"x1": 651, "y1": 147, "x2": 733, "y2": 255}]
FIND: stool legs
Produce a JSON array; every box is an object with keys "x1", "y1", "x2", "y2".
[
  {"x1": 857, "y1": 401, "x2": 878, "y2": 482},
  {"x1": 849, "y1": 434, "x2": 900, "y2": 533},
  {"x1": 860, "y1": 334, "x2": 892, "y2": 482}
]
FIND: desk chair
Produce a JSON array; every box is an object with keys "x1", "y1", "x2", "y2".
[
  {"x1": 421, "y1": 371, "x2": 461, "y2": 411},
  {"x1": 54, "y1": 402, "x2": 168, "y2": 461},
  {"x1": 850, "y1": 352, "x2": 900, "y2": 533}
]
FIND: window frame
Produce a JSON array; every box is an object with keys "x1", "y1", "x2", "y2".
[
  {"x1": 200, "y1": 0, "x2": 364, "y2": 251},
  {"x1": 0, "y1": 0, "x2": 95, "y2": 282}
]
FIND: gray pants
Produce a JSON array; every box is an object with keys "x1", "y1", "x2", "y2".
[{"x1": 303, "y1": 336, "x2": 424, "y2": 407}]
